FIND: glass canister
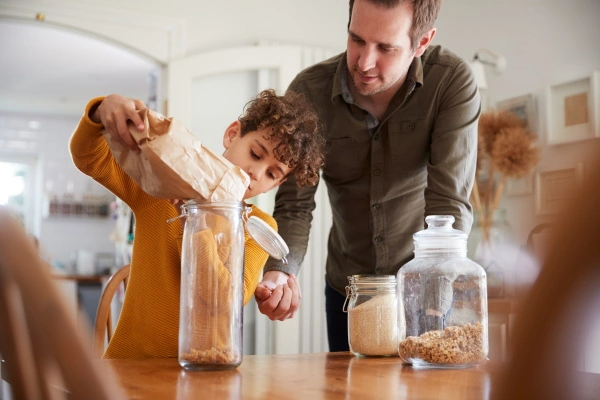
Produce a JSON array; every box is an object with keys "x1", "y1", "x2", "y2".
[
  {"x1": 178, "y1": 199, "x2": 246, "y2": 370},
  {"x1": 397, "y1": 215, "x2": 488, "y2": 368},
  {"x1": 344, "y1": 275, "x2": 400, "y2": 357}
]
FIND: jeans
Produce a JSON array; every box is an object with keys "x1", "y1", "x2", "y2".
[{"x1": 325, "y1": 280, "x2": 350, "y2": 352}]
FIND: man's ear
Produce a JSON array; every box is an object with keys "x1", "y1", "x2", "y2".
[
  {"x1": 414, "y1": 27, "x2": 436, "y2": 58},
  {"x1": 223, "y1": 120, "x2": 242, "y2": 149}
]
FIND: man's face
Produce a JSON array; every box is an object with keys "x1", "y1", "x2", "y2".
[
  {"x1": 222, "y1": 121, "x2": 291, "y2": 200},
  {"x1": 346, "y1": 0, "x2": 429, "y2": 99}
]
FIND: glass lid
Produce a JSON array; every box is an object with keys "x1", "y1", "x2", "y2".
[{"x1": 245, "y1": 216, "x2": 289, "y2": 262}]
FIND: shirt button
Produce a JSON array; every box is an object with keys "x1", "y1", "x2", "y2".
[
  {"x1": 373, "y1": 169, "x2": 381, "y2": 176},
  {"x1": 374, "y1": 236, "x2": 383, "y2": 243},
  {"x1": 372, "y1": 203, "x2": 381, "y2": 210},
  {"x1": 409, "y1": 122, "x2": 415, "y2": 130},
  {"x1": 373, "y1": 134, "x2": 380, "y2": 141}
]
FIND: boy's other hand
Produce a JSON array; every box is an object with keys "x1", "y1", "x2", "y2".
[
  {"x1": 92, "y1": 94, "x2": 146, "y2": 153},
  {"x1": 255, "y1": 271, "x2": 301, "y2": 321}
]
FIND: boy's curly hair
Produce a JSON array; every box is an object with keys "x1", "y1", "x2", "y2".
[{"x1": 238, "y1": 89, "x2": 325, "y2": 187}]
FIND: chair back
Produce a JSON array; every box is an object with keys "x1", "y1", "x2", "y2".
[
  {"x1": 93, "y1": 264, "x2": 130, "y2": 357},
  {"x1": 0, "y1": 207, "x2": 126, "y2": 400}
]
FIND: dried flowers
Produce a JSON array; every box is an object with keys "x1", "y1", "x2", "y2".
[{"x1": 472, "y1": 110, "x2": 540, "y2": 240}]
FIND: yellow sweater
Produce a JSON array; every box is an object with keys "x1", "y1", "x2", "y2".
[{"x1": 69, "y1": 98, "x2": 275, "y2": 359}]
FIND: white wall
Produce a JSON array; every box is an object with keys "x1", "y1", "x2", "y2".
[{"x1": 434, "y1": 0, "x2": 600, "y2": 244}]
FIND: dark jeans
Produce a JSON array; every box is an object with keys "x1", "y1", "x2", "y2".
[{"x1": 325, "y1": 281, "x2": 350, "y2": 352}]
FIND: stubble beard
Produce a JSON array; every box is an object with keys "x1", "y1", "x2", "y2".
[{"x1": 349, "y1": 66, "x2": 404, "y2": 99}]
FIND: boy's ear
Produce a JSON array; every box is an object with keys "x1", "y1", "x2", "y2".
[
  {"x1": 261, "y1": 176, "x2": 288, "y2": 195},
  {"x1": 274, "y1": 176, "x2": 288, "y2": 188},
  {"x1": 223, "y1": 120, "x2": 242, "y2": 149}
]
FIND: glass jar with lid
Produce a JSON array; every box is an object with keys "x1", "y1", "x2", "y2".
[
  {"x1": 397, "y1": 215, "x2": 488, "y2": 368},
  {"x1": 178, "y1": 199, "x2": 288, "y2": 370},
  {"x1": 344, "y1": 274, "x2": 400, "y2": 357}
]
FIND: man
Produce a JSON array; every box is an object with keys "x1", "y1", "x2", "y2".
[{"x1": 258, "y1": 0, "x2": 480, "y2": 351}]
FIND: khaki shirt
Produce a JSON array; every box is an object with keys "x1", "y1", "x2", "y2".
[{"x1": 265, "y1": 45, "x2": 480, "y2": 295}]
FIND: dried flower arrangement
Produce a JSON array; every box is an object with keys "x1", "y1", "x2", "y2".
[{"x1": 472, "y1": 110, "x2": 540, "y2": 241}]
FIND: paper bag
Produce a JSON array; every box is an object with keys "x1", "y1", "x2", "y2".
[{"x1": 101, "y1": 108, "x2": 250, "y2": 202}]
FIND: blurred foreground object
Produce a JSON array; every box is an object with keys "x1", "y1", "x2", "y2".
[
  {"x1": 0, "y1": 206, "x2": 125, "y2": 400},
  {"x1": 492, "y1": 155, "x2": 600, "y2": 399}
]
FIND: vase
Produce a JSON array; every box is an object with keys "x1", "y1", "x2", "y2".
[{"x1": 467, "y1": 208, "x2": 513, "y2": 298}]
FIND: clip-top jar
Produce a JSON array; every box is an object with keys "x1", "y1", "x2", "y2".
[
  {"x1": 178, "y1": 199, "x2": 246, "y2": 370},
  {"x1": 397, "y1": 215, "x2": 488, "y2": 368},
  {"x1": 344, "y1": 275, "x2": 399, "y2": 357}
]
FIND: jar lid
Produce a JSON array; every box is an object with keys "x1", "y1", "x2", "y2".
[
  {"x1": 245, "y1": 216, "x2": 289, "y2": 261},
  {"x1": 413, "y1": 215, "x2": 467, "y2": 251}
]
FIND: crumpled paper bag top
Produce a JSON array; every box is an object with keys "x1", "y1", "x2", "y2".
[{"x1": 101, "y1": 108, "x2": 250, "y2": 202}]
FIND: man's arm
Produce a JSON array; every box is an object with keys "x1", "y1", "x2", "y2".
[
  {"x1": 255, "y1": 175, "x2": 320, "y2": 320},
  {"x1": 425, "y1": 59, "x2": 480, "y2": 235}
]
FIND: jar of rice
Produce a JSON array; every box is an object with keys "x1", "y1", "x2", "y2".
[{"x1": 344, "y1": 274, "x2": 400, "y2": 357}]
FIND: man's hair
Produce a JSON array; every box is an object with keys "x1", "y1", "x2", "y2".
[
  {"x1": 239, "y1": 89, "x2": 325, "y2": 187},
  {"x1": 348, "y1": 0, "x2": 442, "y2": 51}
]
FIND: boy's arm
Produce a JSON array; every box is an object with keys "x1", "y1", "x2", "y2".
[{"x1": 69, "y1": 96, "x2": 157, "y2": 210}]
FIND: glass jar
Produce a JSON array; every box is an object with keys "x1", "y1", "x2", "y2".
[
  {"x1": 344, "y1": 275, "x2": 399, "y2": 357},
  {"x1": 468, "y1": 208, "x2": 514, "y2": 298},
  {"x1": 178, "y1": 199, "x2": 246, "y2": 370},
  {"x1": 397, "y1": 215, "x2": 488, "y2": 368},
  {"x1": 177, "y1": 199, "x2": 288, "y2": 371}
]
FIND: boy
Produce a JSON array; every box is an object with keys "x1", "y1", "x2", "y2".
[{"x1": 70, "y1": 89, "x2": 324, "y2": 358}]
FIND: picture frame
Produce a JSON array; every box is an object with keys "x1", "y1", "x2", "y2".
[
  {"x1": 545, "y1": 72, "x2": 600, "y2": 145},
  {"x1": 535, "y1": 163, "x2": 584, "y2": 215},
  {"x1": 506, "y1": 173, "x2": 534, "y2": 197},
  {"x1": 496, "y1": 93, "x2": 537, "y2": 134}
]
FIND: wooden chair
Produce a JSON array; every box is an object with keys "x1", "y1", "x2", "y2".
[
  {"x1": 0, "y1": 207, "x2": 126, "y2": 399},
  {"x1": 491, "y1": 155, "x2": 600, "y2": 400},
  {"x1": 93, "y1": 264, "x2": 130, "y2": 358}
]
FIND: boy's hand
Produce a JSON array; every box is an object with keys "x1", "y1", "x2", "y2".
[
  {"x1": 91, "y1": 94, "x2": 146, "y2": 153},
  {"x1": 254, "y1": 271, "x2": 301, "y2": 321}
]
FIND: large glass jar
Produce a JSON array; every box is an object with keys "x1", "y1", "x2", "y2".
[
  {"x1": 397, "y1": 215, "x2": 488, "y2": 368},
  {"x1": 178, "y1": 200, "x2": 246, "y2": 370},
  {"x1": 344, "y1": 275, "x2": 399, "y2": 357}
]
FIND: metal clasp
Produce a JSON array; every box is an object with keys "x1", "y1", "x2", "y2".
[
  {"x1": 342, "y1": 284, "x2": 355, "y2": 313},
  {"x1": 166, "y1": 203, "x2": 189, "y2": 224}
]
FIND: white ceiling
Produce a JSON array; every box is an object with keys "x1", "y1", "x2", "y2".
[{"x1": 0, "y1": 19, "x2": 160, "y2": 117}]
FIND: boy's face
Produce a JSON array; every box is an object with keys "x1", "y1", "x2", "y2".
[{"x1": 222, "y1": 121, "x2": 292, "y2": 200}]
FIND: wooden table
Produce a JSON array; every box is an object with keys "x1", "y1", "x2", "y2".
[
  {"x1": 4, "y1": 353, "x2": 600, "y2": 399},
  {"x1": 105, "y1": 353, "x2": 498, "y2": 399}
]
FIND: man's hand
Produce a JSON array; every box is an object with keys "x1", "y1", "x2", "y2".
[
  {"x1": 254, "y1": 270, "x2": 301, "y2": 321},
  {"x1": 91, "y1": 94, "x2": 146, "y2": 153}
]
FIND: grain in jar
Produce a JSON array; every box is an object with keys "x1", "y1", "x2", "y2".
[{"x1": 345, "y1": 275, "x2": 400, "y2": 357}]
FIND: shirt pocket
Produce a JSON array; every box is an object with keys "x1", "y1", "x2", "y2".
[
  {"x1": 387, "y1": 119, "x2": 432, "y2": 178},
  {"x1": 323, "y1": 135, "x2": 371, "y2": 185}
]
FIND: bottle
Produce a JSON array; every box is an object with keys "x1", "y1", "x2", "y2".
[
  {"x1": 344, "y1": 274, "x2": 399, "y2": 357},
  {"x1": 178, "y1": 199, "x2": 288, "y2": 371},
  {"x1": 397, "y1": 215, "x2": 488, "y2": 368}
]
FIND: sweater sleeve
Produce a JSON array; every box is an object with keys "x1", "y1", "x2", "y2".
[{"x1": 68, "y1": 97, "x2": 157, "y2": 212}]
